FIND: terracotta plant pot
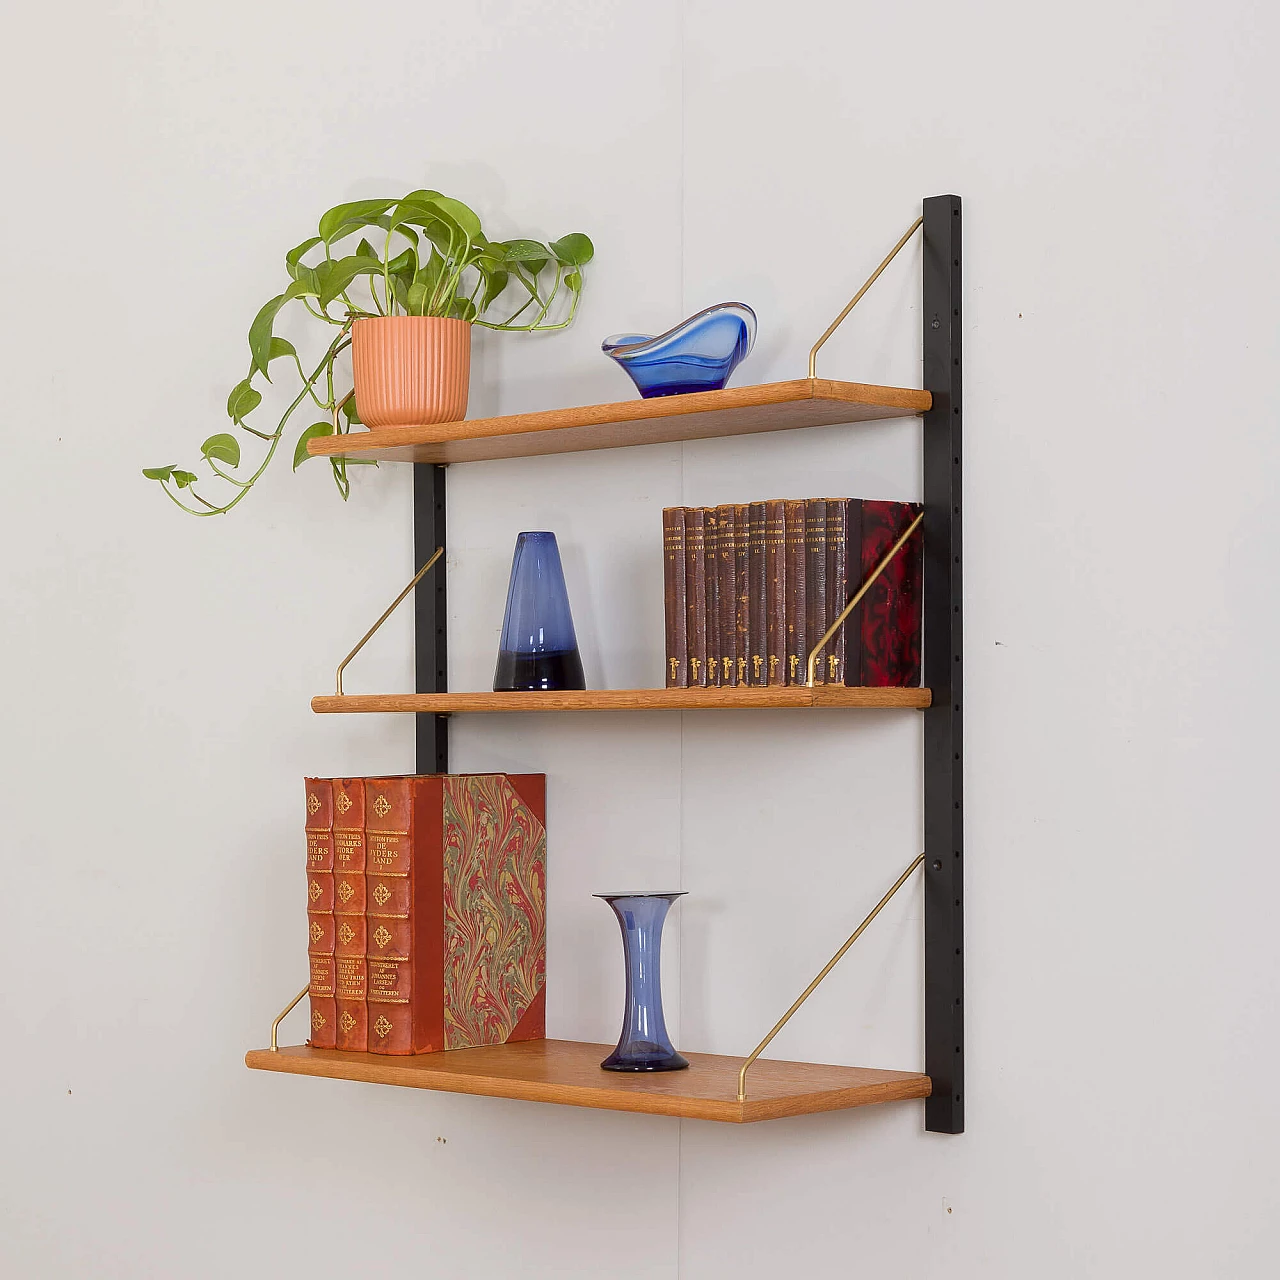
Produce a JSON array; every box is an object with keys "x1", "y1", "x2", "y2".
[{"x1": 351, "y1": 315, "x2": 471, "y2": 428}]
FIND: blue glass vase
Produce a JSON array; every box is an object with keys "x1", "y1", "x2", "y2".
[
  {"x1": 493, "y1": 531, "x2": 586, "y2": 692},
  {"x1": 602, "y1": 302, "x2": 756, "y2": 398},
  {"x1": 595, "y1": 892, "x2": 688, "y2": 1072}
]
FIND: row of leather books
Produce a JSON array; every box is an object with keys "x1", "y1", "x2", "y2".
[
  {"x1": 662, "y1": 499, "x2": 923, "y2": 688},
  {"x1": 304, "y1": 773, "x2": 547, "y2": 1056}
]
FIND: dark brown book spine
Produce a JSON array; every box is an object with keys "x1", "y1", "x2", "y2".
[
  {"x1": 764, "y1": 500, "x2": 787, "y2": 685},
  {"x1": 805, "y1": 499, "x2": 829, "y2": 685},
  {"x1": 705, "y1": 508, "x2": 721, "y2": 687},
  {"x1": 733, "y1": 504, "x2": 750, "y2": 687},
  {"x1": 716, "y1": 504, "x2": 737, "y2": 686},
  {"x1": 685, "y1": 508, "x2": 708, "y2": 687},
  {"x1": 825, "y1": 498, "x2": 848, "y2": 685},
  {"x1": 662, "y1": 508, "x2": 688, "y2": 687},
  {"x1": 333, "y1": 778, "x2": 368, "y2": 1052},
  {"x1": 843, "y1": 499, "x2": 866, "y2": 686},
  {"x1": 304, "y1": 778, "x2": 336, "y2": 1050},
  {"x1": 784, "y1": 499, "x2": 807, "y2": 686},
  {"x1": 747, "y1": 502, "x2": 767, "y2": 686}
]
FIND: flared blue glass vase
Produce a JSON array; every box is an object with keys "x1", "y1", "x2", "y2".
[
  {"x1": 493, "y1": 531, "x2": 586, "y2": 692},
  {"x1": 595, "y1": 892, "x2": 688, "y2": 1072},
  {"x1": 603, "y1": 302, "x2": 756, "y2": 398}
]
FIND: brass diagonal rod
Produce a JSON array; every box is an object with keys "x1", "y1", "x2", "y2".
[
  {"x1": 335, "y1": 546, "x2": 444, "y2": 695},
  {"x1": 270, "y1": 984, "x2": 311, "y2": 1052},
  {"x1": 805, "y1": 509, "x2": 924, "y2": 687},
  {"x1": 808, "y1": 215, "x2": 924, "y2": 378},
  {"x1": 737, "y1": 853, "x2": 925, "y2": 1102}
]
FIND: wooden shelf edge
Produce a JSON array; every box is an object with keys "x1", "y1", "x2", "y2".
[
  {"x1": 245, "y1": 1040, "x2": 932, "y2": 1124},
  {"x1": 311, "y1": 687, "x2": 932, "y2": 714},
  {"x1": 307, "y1": 378, "x2": 932, "y2": 464}
]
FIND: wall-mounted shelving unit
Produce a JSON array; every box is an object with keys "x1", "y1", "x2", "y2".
[{"x1": 247, "y1": 194, "x2": 964, "y2": 1133}]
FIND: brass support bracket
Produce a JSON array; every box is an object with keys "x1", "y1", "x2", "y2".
[
  {"x1": 270, "y1": 984, "x2": 311, "y2": 1052},
  {"x1": 805, "y1": 509, "x2": 924, "y2": 687},
  {"x1": 737, "y1": 853, "x2": 925, "y2": 1102},
  {"x1": 808, "y1": 215, "x2": 924, "y2": 379},
  {"x1": 335, "y1": 546, "x2": 445, "y2": 696}
]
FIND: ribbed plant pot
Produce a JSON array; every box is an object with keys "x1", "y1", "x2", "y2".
[{"x1": 351, "y1": 315, "x2": 471, "y2": 428}]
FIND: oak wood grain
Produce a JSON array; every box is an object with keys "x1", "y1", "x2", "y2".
[
  {"x1": 311, "y1": 687, "x2": 932, "y2": 714},
  {"x1": 306, "y1": 379, "x2": 932, "y2": 464},
  {"x1": 245, "y1": 1039, "x2": 931, "y2": 1123}
]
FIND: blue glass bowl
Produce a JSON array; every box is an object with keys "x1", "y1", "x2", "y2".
[{"x1": 602, "y1": 302, "x2": 756, "y2": 398}]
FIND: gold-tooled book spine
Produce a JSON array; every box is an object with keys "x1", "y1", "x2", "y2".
[
  {"x1": 716, "y1": 504, "x2": 737, "y2": 686},
  {"x1": 685, "y1": 508, "x2": 708, "y2": 688},
  {"x1": 662, "y1": 508, "x2": 688, "y2": 688},
  {"x1": 764, "y1": 500, "x2": 787, "y2": 686},
  {"x1": 784, "y1": 500, "x2": 807, "y2": 686},
  {"x1": 733, "y1": 503, "x2": 750, "y2": 687},
  {"x1": 333, "y1": 778, "x2": 368, "y2": 1052},
  {"x1": 805, "y1": 499, "x2": 829, "y2": 685},
  {"x1": 747, "y1": 502, "x2": 767, "y2": 685},
  {"x1": 304, "y1": 778, "x2": 336, "y2": 1050},
  {"x1": 705, "y1": 507, "x2": 721, "y2": 688}
]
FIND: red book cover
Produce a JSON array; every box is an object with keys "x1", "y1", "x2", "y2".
[
  {"x1": 304, "y1": 778, "x2": 336, "y2": 1049},
  {"x1": 747, "y1": 502, "x2": 767, "y2": 685},
  {"x1": 764, "y1": 500, "x2": 787, "y2": 686},
  {"x1": 364, "y1": 774, "x2": 547, "y2": 1055},
  {"x1": 733, "y1": 503, "x2": 750, "y2": 687},
  {"x1": 858, "y1": 501, "x2": 924, "y2": 686},
  {"x1": 662, "y1": 508, "x2": 688, "y2": 687},
  {"x1": 716, "y1": 504, "x2": 737, "y2": 686},
  {"x1": 685, "y1": 509, "x2": 708, "y2": 687},
  {"x1": 784, "y1": 499, "x2": 807, "y2": 685},
  {"x1": 705, "y1": 508, "x2": 721, "y2": 687},
  {"x1": 332, "y1": 778, "x2": 368, "y2": 1052}
]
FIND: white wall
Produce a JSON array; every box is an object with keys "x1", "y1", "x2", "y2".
[{"x1": 2, "y1": 1, "x2": 1276, "y2": 1276}]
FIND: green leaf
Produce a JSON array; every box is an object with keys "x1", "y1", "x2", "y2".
[
  {"x1": 268, "y1": 336, "x2": 297, "y2": 364},
  {"x1": 549, "y1": 232, "x2": 594, "y2": 267},
  {"x1": 356, "y1": 237, "x2": 379, "y2": 260},
  {"x1": 342, "y1": 397, "x2": 361, "y2": 425},
  {"x1": 248, "y1": 294, "x2": 287, "y2": 377},
  {"x1": 142, "y1": 465, "x2": 175, "y2": 481},
  {"x1": 318, "y1": 199, "x2": 395, "y2": 244},
  {"x1": 427, "y1": 195, "x2": 481, "y2": 240},
  {"x1": 285, "y1": 236, "x2": 321, "y2": 278},
  {"x1": 172, "y1": 469, "x2": 198, "y2": 488},
  {"x1": 401, "y1": 188, "x2": 443, "y2": 205},
  {"x1": 227, "y1": 378, "x2": 262, "y2": 423},
  {"x1": 406, "y1": 280, "x2": 430, "y2": 315},
  {"x1": 449, "y1": 298, "x2": 477, "y2": 322},
  {"x1": 481, "y1": 268, "x2": 509, "y2": 310},
  {"x1": 565, "y1": 270, "x2": 582, "y2": 292},
  {"x1": 501, "y1": 238, "x2": 549, "y2": 262},
  {"x1": 317, "y1": 255, "x2": 385, "y2": 307},
  {"x1": 387, "y1": 247, "x2": 417, "y2": 277},
  {"x1": 201, "y1": 433, "x2": 241, "y2": 466},
  {"x1": 391, "y1": 274, "x2": 411, "y2": 313},
  {"x1": 294, "y1": 421, "x2": 334, "y2": 470}
]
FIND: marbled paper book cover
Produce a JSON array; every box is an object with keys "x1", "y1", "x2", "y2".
[{"x1": 363, "y1": 773, "x2": 546, "y2": 1055}]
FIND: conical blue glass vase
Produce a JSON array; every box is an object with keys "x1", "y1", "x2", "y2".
[
  {"x1": 602, "y1": 302, "x2": 756, "y2": 398},
  {"x1": 493, "y1": 532, "x2": 586, "y2": 692},
  {"x1": 596, "y1": 892, "x2": 688, "y2": 1072}
]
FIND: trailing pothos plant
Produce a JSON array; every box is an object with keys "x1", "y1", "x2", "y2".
[{"x1": 144, "y1": 190, "x2": 593, "y2": 516}]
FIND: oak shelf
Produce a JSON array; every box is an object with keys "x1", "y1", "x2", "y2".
[
  {"x1": 245, "y1": 1039, "x2": 931, "y2": 1124},
  {"x1": 311, "y1": 686, "x2": 932, "y2": 715},
  {"x1": 306, "y1": 378, "x2": 931, "y2": 464}
]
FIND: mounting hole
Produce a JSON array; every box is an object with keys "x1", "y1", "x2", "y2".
[
  {"x1": 955, "y1": 1094, "x2": 961, "y2": 1102},
  {"x1": 954, "y1": 406, "x2": 960, "y2": 414},
  {"x1": 954, "y1": 898, "x2": 961, "y2": 906},
  {"x1": 955, "y1": 1044, "x2": 961, "y2": 1051},
  {"x1": 955, "y1": 997, "x2": 962, "y2": 1006},
  {"x1": 953, "y1": 309, "x2": 959, "y2": 316},
  {"x1": 932, "y1": 859, "x2": 942, "y2": 870}
]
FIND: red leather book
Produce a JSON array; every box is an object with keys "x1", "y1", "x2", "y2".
[
  {"x1": 333, "y1": 778, "x2": 368, "y2": 1052},
  {"x1": 825, "y1": 498, "x2": 850, "y2": 685},
  {"x1": 364, "y1": 774, "x2": 547, "y2": 1055},
  {"x1": 716, "y1": 504, "x2": 737, "y2": 686},
  {"x1": 859, "y1": 500, "x2": 923, "y2": 686},
  {"x1": 685, "y1": 509, "x2": 708, "y2": 688},
  {"x1": 747, "y1": 502, "x2": 767, "y2": 685},
  {"x1": 733, "y1": 503, "x2": 751, "y2": 687},
  {"x1": 764, "y1": 500, "x2": 787, "y2": 686},
  {"x1": 662, "y1": 508, "x2": 688, "y2": 688},
  {"x1": 805, "y1": 499, "x2": 829, "y2": 684},
  {"x1": 784, "y1": 499, "x2": 807, "y2": 685},
  {"x1": 304, "y1": 778, "x2": 336, "y2": 1050},
  {"x1": 705, "y1": 508, "x2": 721, "y2": 687}
]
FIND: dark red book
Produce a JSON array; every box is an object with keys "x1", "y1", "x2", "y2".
[
  {"x1": 333, "y1": 778, "x2": 368, "y2": 1052},
  {"x1": 716, "y1": 504, "x2": 737, "y2": 686},
  {"x1": 685, "y1": 509, "x2": 708, "y2": 688},
  {"x1": 825, "y1": 499, "x2": 849, "y2": 685},
  {"x1": 733, "y1": 504, "x2": 750, "y2": 687},
  {"x1": 364, "y1": 774, "x2": 547, "y2": 1055},
  {"x1": 662, "y1": 508, "x2": 688, "y2": 687},
  {"x1": 784, "y1": 499, "x2": 807, "y2": 685},
  {"x1": 805, "y1": 499, "x2": 829, "y2": 685},
  {"x1": 747, "y1": 502, "x2": 767, "y2": 685},
  {"x1": 304, "y1": 779, "x2": 336, "y2": 1049},
  {"x1": 764, "y1": 500, "x2": 787, "y2": 686},
  {"x1": 858, "y1": 501, "x2": 923, "y2": 686}
]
